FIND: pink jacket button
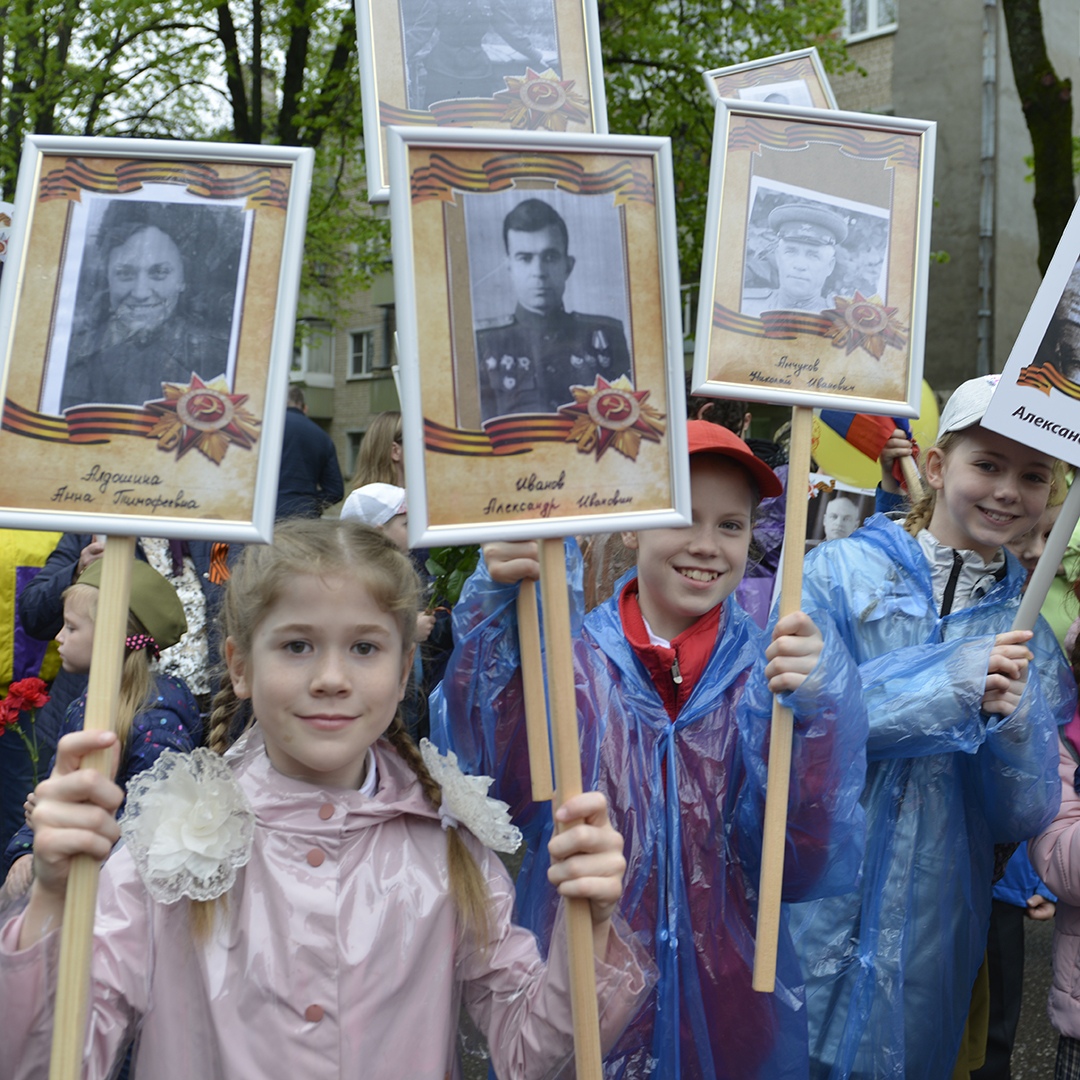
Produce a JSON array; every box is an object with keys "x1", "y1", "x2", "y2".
[
  {"x1": 306, "y1": 848, "x2": 325, "y2": 867},
  {"x1": 318, "y1": 803, "x2": 334, "y2": 820},
  {"x1": 304, "y1": 1004, "x2": 324, "y2": 1023}
]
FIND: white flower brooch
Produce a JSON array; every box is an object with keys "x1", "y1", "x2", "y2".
[
  {"x1": 120, "y1": 748, "x2": 255, "y2": 904},
  {"x1": 419, "y1": 739, "x2": 522, "y2": 854}
]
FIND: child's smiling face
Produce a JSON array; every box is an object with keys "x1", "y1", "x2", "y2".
[
  {"x1": 622, "y1": 455, "x2": 754, "y2": 641},
  {"x1": 226, "y1": 572, "x2": 411, "y2": 790},
  {"x1": 926, "y1": 427, "x2": 1055, "y2": 561}
]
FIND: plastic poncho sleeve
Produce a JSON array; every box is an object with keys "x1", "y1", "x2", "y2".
[
  {"x1": 460, "y1": 848, "x2": 657, "y2": 1078},
  {"x1": 1030, "y1": 739, "x2": 1080, "y2": 905},
  {"x1": 430, "y1": 540, "x2": 588, "y2": 839},
  {"x1": 735, "y1": 607, "x2": 868, "y2": 902},
  {"x1": 961, "y1": 621, "x2": 1066, "y2": 842}
]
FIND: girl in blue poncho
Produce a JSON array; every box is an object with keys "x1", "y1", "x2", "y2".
[
  {"x1": 432, "y1": 421, "x2": 869, "y2": 1079},
  {"x1": 789, "y1": 375, "x2": 1076, "y2": 1079}
]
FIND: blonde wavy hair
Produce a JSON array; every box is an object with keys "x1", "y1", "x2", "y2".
[{"x1": 193, "y1": 518, "x2": 491, "y2": 943}]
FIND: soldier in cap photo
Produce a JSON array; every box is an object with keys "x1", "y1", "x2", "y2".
[
  {"x1": 475, "y1": 198, "x2": 631, "y2": 422},
  {"x1": 741, "y1": 202, "x2": 848, "y2": 317}
]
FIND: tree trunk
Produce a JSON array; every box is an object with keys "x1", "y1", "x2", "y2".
[{"x1": 1002, "y1": 0, "x2": 1075, "y2": 274}]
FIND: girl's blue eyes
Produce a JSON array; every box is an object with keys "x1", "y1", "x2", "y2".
[{"x1": 282, "y1": 640, "x2": 377, "y2": 655}]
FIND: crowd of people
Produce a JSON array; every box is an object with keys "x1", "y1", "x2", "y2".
[{"x1": 1, "y1": 379, "x2": 1080, "y2": 1080}]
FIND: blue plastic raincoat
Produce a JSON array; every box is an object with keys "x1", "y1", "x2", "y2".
[
  {"x1": 789, "y1": 514, "x2": 1074, "y2": 1079},
  {"x1": 431, "y1": 542, "x2": 868, "y2": 1079}
]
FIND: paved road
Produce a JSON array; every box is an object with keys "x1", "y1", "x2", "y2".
[{"x1": 1013, "y1": 915, "x2": 1058, "y2": 1077}]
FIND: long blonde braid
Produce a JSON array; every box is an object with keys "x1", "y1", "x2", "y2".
[{"x1": 192, "y1": 519, "x2": 491, "y2": 942}]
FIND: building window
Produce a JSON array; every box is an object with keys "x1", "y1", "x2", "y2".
[
  {"x1": 347, "y1": 430, "x2": 364, "y2": 475},
  {"x1": 292, "y1": 319, "x2": 334, "y2": 388},
  {"x1": 845, "y1": 0, "x2": 897, "y2": 40},
  {"x1": 348, "y1": 329, "x2": 379, "y2": 378}
]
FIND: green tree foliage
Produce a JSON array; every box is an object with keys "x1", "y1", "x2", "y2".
[
  {"x1": 0, "y1": 0, "x2": 388, "y2": 314},
  {"x1": 598, "y1": 0, "x2": 849, "y2": 285}
]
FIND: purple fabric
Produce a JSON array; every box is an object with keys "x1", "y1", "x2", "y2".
[{"x1": 12, "y1": 566, "x2": 49, "y2": 682}]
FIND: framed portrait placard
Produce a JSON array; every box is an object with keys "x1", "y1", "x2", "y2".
[
  {"x1": 0, "y1": 135, "x2": 314, "y2": 543},
  {"x1": 356, "y1": 0, "x2": 608, "y2": 202},
  {"x1": 387, "y1": 126, "x2": 689, "y2": 547},
  {"x1": 692, "y1": 100, "x2": 934, "y2": 416},
  {"x1": 982, "y1": 200, "x2": 1080, "y2": 467},
  {"x1": 703, "y1": 48, "x2": 838, "y2": 111}
]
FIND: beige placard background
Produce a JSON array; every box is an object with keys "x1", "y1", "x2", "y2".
[
  {"x1": 0, "y1": 155, "x2": 290, "y2": 526},
  {"x1": 407, "y1": 146, "x2": 676, "y2": 533},
  {"x1": 369, "y1": 0, "x2": 599, "y2": 191},
  {"x1": 705, "y1": 115, "x2": 925, "y2": 407},
  {"x1": 710, "y1": 55, "x2": 833, "y2": 110}
]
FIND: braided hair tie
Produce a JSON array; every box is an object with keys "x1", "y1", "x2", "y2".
[{"x1": 126, "y1": 633, "x2": 161, "y2": 659}]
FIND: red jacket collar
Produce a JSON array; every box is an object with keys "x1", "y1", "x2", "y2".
[{"x1": 618, "y1": 578, "x2": 724, "y2": 720}]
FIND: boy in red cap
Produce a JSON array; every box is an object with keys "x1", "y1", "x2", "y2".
[{"x1": 431, "y1": 420, "x2": 867, "y2": 1079}]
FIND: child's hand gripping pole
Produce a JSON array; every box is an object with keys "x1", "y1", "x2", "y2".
[
  {"x1": 517, "y1": 578, "x2": 554, "y2": 802},
  {"x1": 753, "y1": 406, "x2": 814, "y2": 993},
  {"x1": 538, "y1": 537, "x2": 603, "y2": 1079},
  {"x1": 49, "y1": 535, "x2": 135, "y2": 1080},
  {"x1": 1013, "y1": 476, "x2": 1080, "y2": 632}
]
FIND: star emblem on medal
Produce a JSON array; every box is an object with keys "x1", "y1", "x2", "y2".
[
  {"x1": 144, "y1": 374, "x2": 260, "y2": 464},
  {"x1": 559, "y1": 375, "x2": 665, "y2": 461}
]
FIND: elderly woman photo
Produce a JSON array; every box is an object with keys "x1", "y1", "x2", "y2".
[{"x1": 59, "y1": 200, "x2": 245, "y2": 411}]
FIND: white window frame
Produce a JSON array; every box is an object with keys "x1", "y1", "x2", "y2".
[
  {"x1": 347, "y1": 327, "x2": 381, "y2": 379},
  {"x1": 291, "y1": 319, "x2": 335, "y2": 389},
  {"x1": 843, "y1": 0, "x2": 897, "y2": 42}
]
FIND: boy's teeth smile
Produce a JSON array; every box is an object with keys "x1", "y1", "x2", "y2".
[{"x1": 679, "y1": 567, "x2": 719, "y2": 582}]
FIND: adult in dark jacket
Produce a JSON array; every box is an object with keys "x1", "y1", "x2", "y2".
[{"x1": 275, "y1": 386, "x2": 344, "y2": 519}]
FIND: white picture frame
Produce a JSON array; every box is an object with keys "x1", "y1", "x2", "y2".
[
  {"x1": 387, "y1": 125, "x2": 689, "y2": 547},
  {"x1": 0, "y1": 135, "x2": 314, "y2": 543}
]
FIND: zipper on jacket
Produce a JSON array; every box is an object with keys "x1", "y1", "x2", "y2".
[
  {"x1": 671, "y1": 654, "x2": 683, "y2": 685},
  {"x1": 940, "y1": 550, "x2": 963, "y2": 617}
]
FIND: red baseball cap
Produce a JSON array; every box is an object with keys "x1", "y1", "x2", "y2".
[{"x1": 686, "y1": 420, "x2": 783, "y2": 501}]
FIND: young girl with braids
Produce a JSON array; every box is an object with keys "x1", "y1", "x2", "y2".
[
  {"x1": 787, "y1": 374, "x2": 1076, "y2": 1079},
  {"x1": 0, "y1": 519, "x2": 647, "y2": 1080},
  {"x1": 2, "y1": 558, "x2": 199, "y2": 892}
]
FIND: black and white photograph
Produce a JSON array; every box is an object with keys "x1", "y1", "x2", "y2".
[
  {"x1": 1028, "y1": 256, "x2": 1080, "y2": 385},
  {"x1": 465, "y1": 189, "x2": 633, "y2": 422},
  {"x1": 740, "y1": 181, "x2": 890, "y2": 318},
  {"x1": 399, "y1": 0, "x2": 560, "y2": 112},
  {"x1": 40, "y1": 190, "x2": 251, "y2": 414},
  {"x1": 804, "y1": 479, "x2": 875, "y2": 551}
]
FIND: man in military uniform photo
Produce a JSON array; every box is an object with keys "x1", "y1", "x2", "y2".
[
  {"x1": 741, "y1": 203, "x2": 848, "y2": 317},
  {"x1": 476, "y1": 198, "x2": 631, "y2": 422}
]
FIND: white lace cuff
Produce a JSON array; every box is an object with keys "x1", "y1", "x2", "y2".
[
  {"x1": 419, "y1": 739, "x2": 522, "y2": 854},
  {"x1": 120, "y1": 748, "x2": 255, "y2": 904}
]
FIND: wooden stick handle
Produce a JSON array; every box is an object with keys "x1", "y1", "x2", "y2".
[
  {"x1": 517, "y1": 578, "x2": 554, "y2": 802},
  {"x1": 899, "y1": 455, "x2": 923, "y2": 502},
  {"x1": 538, "y1": 538, "x2": 602, "y2": 1079},
  {"x1": 49, "y1": 536, "x2": 135, "y2": 1080},
  {"x1": 753, "y1": 406, "x2": 814, "y2": 993}
]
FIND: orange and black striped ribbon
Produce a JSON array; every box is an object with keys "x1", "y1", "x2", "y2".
[
  {"x1": 208, "y1": 542, "x2": 231, "y2": 585},
  {"x1": 39, "y1": 159, "x2": 289, "y2": 211}
]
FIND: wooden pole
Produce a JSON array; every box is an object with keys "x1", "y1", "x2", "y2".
[
  {"x1": 753, "y1": 406, "x2": 814, "y2": 993},
  {"x1": 49, "y1": 535, "x2": 135, "y2": 1080},
  {"x1": 517, "y1": 579, "x2": 555, "y2": 802},
  {"x1": 899, "y1": 455, "x2": 924, "y2": 502},
  {"x1": 538, "y1": 537, "x2": 602, "y2": 1079}
]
